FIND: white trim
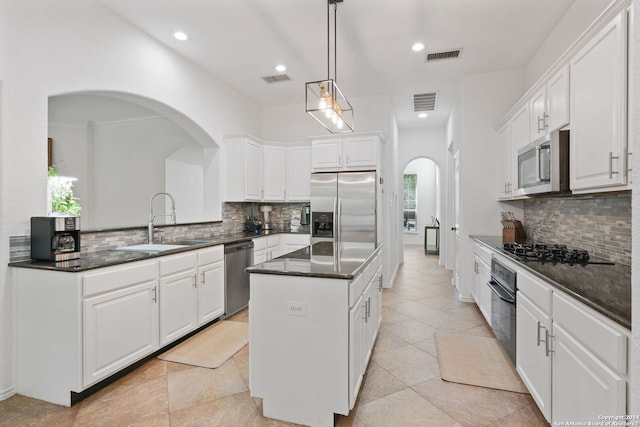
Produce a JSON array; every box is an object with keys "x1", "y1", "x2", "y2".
[{"x1": 0, "y1": 386, "x2": 16, "y2": 401}]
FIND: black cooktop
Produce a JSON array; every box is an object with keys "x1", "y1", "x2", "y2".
[{"x1": 501, "y1": 242, "x2": 614, "y2": 266}]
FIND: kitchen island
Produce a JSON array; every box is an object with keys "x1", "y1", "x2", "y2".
[{"x1": 247, "y1": 241, "x2": 383, "y2": 427}]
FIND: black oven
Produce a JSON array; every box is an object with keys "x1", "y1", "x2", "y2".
[{"x1": 487, "y1": 258, "x2": 517, "y2": 365}]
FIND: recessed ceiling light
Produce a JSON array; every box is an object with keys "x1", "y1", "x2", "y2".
[
  {"x1": 275, "y1": 64, "x2": 287, "y2": 72},
  {"x1": 412, "y1": 42, "x2": 425, "y2": 52},
  {"x1": 418, "y1": 113, "x2": 428, "y2": 118},
  {"x1": 173, "y1": 31, "x2": 189, "y2": 41}
]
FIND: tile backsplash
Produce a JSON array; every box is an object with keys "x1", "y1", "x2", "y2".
[
  {"x1": 9, "y1": 202, "x2": 310, "y2": 262},
  {"x1": 523, "y1": 193, "x2": 631, "y2": 265}
]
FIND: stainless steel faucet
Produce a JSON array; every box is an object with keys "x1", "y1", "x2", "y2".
[{"x1": 148, "y1": 192, "x2": 177, "y2": 243}]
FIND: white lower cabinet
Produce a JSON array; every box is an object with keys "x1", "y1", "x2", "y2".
[
  {"x1": 250, "y1": 248, "x2": 382, "y2": 426},
  {"x1": 159, "y1": 253, "x2": 198, "y2": 346},
  {"x1": 516, "y1": 269, "x2": 629, "y2": 423},
  {"x1": 197, "y1": 246, "x2": 225, "y2": 324},
  {"x1": 14, "y1": 246, "x2": 226, "y2": 406},
  {"x1": 280, "y1": 233, "x2": 310, "y2": 256},
  {"x1": 83, "y1": 262, "x2": 159, "y2": 388},
  {"x1": 516, "y1": 292, "x2": 552, "y2": 421},
  {"x1": 253, "y1": 236, "x2": 267, "y2": 264},
  {"x1": 472, "y1": 243, "x2": 492, "y2": 324}
]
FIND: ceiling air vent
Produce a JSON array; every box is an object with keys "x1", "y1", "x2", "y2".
[
  {"x1": 262, "y1": 74, "x2": 292, "y2": 84},
  {"x1": 425, "y1": 48, "x2": 462, "y2": 62},
  {"x1": 412, "y1": 92, "x2": 437, "y2": 112}
]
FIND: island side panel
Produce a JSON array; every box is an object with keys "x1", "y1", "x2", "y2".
[{"x1": 249, "y1": 273, "x2": 349, "y2": 426}]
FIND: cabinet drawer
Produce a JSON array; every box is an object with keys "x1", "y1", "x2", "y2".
[
  {"x1": 197, "y1": 245, "x2": 224, "y2": 266},
  {"x1": 473, "y1": 244, "x2": 492, "y2": 266},
  {"x1": 253, "y1": 237, "x2": 267, "y2": 250},
  {"x1": 517, "y1": 270, "x2": 552, "y2": 314},
  {"x1": 553, "y1": 292, "x2": 628, "y2": 374},
  {"x1": 159, "y1": 252, "x2": 197, "y2": 277},
  {"x1": 83, "y1": 261, "x2": 157, "y2": 297}
]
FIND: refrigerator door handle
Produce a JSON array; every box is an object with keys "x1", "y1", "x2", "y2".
[{"x1": 334, "y1": 197, "x2": 339, "y2": 242}]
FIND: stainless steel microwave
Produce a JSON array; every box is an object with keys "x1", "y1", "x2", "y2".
[{"x1": 517, "y1": 130, "x2": 570, "y2": 195}]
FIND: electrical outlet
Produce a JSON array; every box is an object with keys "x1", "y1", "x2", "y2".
[{"x1": 286, "y1": 302, "x2": 307, "y2": 317}]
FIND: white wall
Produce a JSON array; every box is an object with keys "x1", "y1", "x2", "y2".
[
  {"x1": 525, "y1": 0, "x2": 613, "y2": 87},
  {"x1": 0, "y1": 0, "x2": 262, "y2": 399},
  {"x1": 451, "y1": 68, "x2": 525, "y2": 299}
]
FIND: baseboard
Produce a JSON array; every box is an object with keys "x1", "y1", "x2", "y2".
[
  {"x1": 385, "y1": 262, "x2": 400, "y2": 288},
  {"x1": 0, "y1": 386, "x2": 16, "y2": 401}
]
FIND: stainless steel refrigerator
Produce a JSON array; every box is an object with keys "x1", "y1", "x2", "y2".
[{"x1": 310, "y1": 171, "x2": 377, "y2": 245}]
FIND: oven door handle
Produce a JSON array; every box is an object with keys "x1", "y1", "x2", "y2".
[{"x1": 487, "y1": 280, "x2": 515, "y2": 304}]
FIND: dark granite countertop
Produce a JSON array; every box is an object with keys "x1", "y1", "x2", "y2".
[
  {"x1": 471, "y1": 235, "x2": 631, "y2": 330},
  {"x1": 246, "y1": 241, "x2": 382, "y2": 280},
  {"x1": 8, "y1": 230, "x2": 310, "y2": 273}
]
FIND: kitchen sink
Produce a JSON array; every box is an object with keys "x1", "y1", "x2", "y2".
[{"x1": 114, "y1": 243, "x2": 188, "y2": 253}]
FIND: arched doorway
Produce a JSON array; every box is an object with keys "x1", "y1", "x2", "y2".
[{"x1": 402, "y1": 157, "x2": 440, "y2": 252}]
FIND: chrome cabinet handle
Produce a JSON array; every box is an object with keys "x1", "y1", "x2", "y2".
[
  {"x1": 545, "y1": 330, "x2": 554, "y2": 357},
  {"x1": 626, "y1": 150, "x2": 633, "y2": 176},
  {"x1": 537, "y1": 321, "x2": 545, "y2": 347},
  {"x1": 609, "y1": 152, "x2": 620, "y2": 179},
  {"x1": 362, "y1": 301, "x2": 368, "y2": 321},
  {"x1": 535, "y1": 146, "x2": 541, "y2": 181},
  {"x1": 543, "y1": 113, "x2": 549, "y2": 129},
  {"x1": 152, "y1": 286, "x2": 157, "y2": 303},
  {"x1": 537, "y1": 116, "x2": 545, "y2": 133}
]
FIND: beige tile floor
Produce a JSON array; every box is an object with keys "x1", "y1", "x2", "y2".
[{"x1": 0, "y1": 245, "x2": 548, "y2": 426}]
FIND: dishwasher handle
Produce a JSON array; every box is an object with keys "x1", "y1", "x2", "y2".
[{"x1": 224, "y1": 241, "x2": 254, "y2": 254}]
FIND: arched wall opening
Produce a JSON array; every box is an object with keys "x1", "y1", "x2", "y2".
[
  {"x1": 47, "y1": 91, "x2": 221, "y2": 230},
  {"x1": 401, "y1": 157, "x2": 441, "y2": 249}
]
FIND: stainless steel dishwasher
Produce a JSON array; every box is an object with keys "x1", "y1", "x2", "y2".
[{"x1": 223, "y1": 240, "x2": 254, "y2": 318}]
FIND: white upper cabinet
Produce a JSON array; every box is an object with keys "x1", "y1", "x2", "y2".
[
  {"x1": 311, "y1": 138, "x2": 342, "y2": 170},
  {"x1": 343, "y1": 136, "x2": 378, "y2": 169},
  {"x1": 529, "y1": 65, "x2": 570, "y2": 141},
  {"x1": 225, "y1": 135, "x2": 263, "y2": 201},
  {"x1": 311, "y1": 133, "x2": 382, "y2": 172},
  {"x1": 286, "y1": 146, "x2": 312, "y2": 200},
  {"x1": 570, "y1": 12, "x2": 628, "y2": 192},
  {"x1": 510, "y1": 103, "x2": 530, "y2": 153},
  {"x1": 496, "y1": 123, "x2": 512, "y2": 198},
  {"x1": 263, "y1": 145, "x2": 287, "y2": 201},
  {"x1": 225, "y1": 134, "x2": 311, "y2": 202},
  {"x1": 546, "y1": 65, "x2": 570, "y2": 132}
]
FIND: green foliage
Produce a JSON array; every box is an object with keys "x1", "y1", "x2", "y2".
[{"x1": 49, "y1": 175, "x2": 81, "y2": 217}]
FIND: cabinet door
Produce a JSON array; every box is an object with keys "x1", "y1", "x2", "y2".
[
  {"x1": 510, "y1": 103, "x2": 530, "y2": 153},
  {"x1": 198, "y1": 261, "x2": 225, "y2": 325},
  {"x1": 83, "y1": 280, "x2": 159, "y2": 387},
  {"x1": 516, "y1": 293, "x2": 551, "y2": 422},
  {"x1": 245, "y1": 139, "x2": 263, "y2": 200},
  {"x1": 254, "y1": 248, "x2": 267, "y2": 264},
  {"x1": 546, "y1": 64, "x2": 570, "y2": 132},
  {"x1": 475, "y1": 259, "x2": 492, "y2": 325},
  {"x1": 529, "y1": 87, "x2": 547, "y2": 142},
  {"x1": 343, "y1": 136, "x2": 378, "y2": 169},
  {"x1": 263, "y1": 145, "x2": 286, "y2": 201},
  {"x1": 349, "y1": 293, "x2": 366, "y2": 409},
  {"x1": 552, "y1": 323, "x2": 626, "y2": 423},
  {"x1": 496, "y1": 123, "x2": 511, "y2": 198},
  {"x1": 159, "y1": 270, "x2": 198, "y2": 346},
  {"x1": 312, "y1": 139, "x2": 342, "y2": 170},
  {"x1": 570, "y1": 13, "x2": 627, "y2": 191},
  {"x1": 287, "y1": 146, "x2": 312, "y2": 200}
]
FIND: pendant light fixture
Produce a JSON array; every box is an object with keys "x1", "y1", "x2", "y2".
[{"x1": 305, "y1": 0, "x2": 354, "y2": 133}]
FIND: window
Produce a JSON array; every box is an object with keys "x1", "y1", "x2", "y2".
[{"x1": 403, "y1": 173, "x2": 417, "y2": 231}]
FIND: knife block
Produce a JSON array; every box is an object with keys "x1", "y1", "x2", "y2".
[{"x1": 503, "y1": 221, "x2": 527, "y2": 244}]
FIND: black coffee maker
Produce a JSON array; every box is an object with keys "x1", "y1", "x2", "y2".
[{"x1": 31, "y1": 216, "x2": 81, "y2": 261}]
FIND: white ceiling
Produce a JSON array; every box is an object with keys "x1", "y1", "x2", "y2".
[{"x1": 98, "y1": 0, "x2": 575, "y2": 129}]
